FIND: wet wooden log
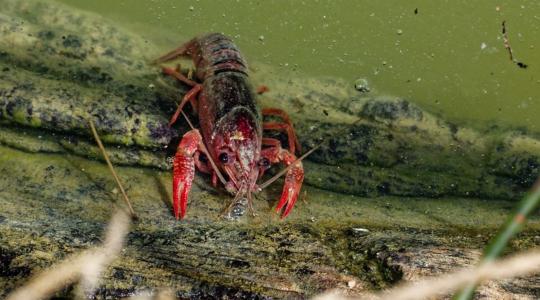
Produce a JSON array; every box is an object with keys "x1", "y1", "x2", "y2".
[{"x1": 2, "y1": 143, "x2": 539, "y2": 299}]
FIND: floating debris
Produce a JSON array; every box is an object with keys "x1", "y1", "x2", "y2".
[
  {"x1": 354, "y1": 78, "x2": 371, "y2": 93},
  {"x1": 502, "y1": 20, "x2": 528, "y2": 69}
]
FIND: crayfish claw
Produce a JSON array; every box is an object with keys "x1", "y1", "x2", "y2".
[
  {"x1": 275, "y1": 160, "x2": 304, "y2": 219},
  {"x1": 172, "y1": 130, "x2": 201, "y2": 219},
  {"x1": 173, "y1": 152, "x2": 195, "y2": 219}
]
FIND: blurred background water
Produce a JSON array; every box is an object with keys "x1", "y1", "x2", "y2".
[{"x1": 56, "y1": 0, "x2": 539, "y2": 132}]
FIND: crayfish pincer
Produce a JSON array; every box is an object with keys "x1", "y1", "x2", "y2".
[{"x1": 154, "y1": 33, "x2": 305, "y2": 219}]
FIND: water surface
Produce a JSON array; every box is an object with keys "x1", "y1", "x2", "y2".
[{"x1": 57, "y1": 0, "x2": 540, "y2": 132}]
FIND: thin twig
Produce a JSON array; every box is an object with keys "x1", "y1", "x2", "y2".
[
  {"x1": 502, "y1": 20, "x2": 528, "y2": 69},
  {"x1": 502, "y1": 20, "x2": 514, "y2": 61},
  {"x1": 88, "y1": 118, "x2": 137, "y2": 219}
]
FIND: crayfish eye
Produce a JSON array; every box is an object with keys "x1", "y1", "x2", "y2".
[
  {"x1": 219, "y1": 152, "x2": 229, "y2": 163},
  {"x1": 258, "y1": 158, "x2": 270, "y2": 168},
  {"x1": 199, "y1": 153, "x2": 208, "y2": 163}
]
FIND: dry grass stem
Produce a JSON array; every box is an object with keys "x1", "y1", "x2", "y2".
[
  {"x1": 313, "y1": 249, "x2": 540, "y2": 300},
  {"x1": 6, "y1": 210, "x2": 131, "y2": 300},
  {"x1": 76, "y1": 208, "x2": 132, "y2": 298},
  {"x1": 88, "y1": 118, "x2": 137, "y2": 218}
]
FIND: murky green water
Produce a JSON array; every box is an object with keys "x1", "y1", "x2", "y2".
[{"x1": 57, "y1": 0, "x2": 540, "y2": 132}]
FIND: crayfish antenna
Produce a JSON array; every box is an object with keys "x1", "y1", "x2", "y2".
[
  {"x1": 247, "y1": 190, "x2": 257, "y2": 217},
  {"x1": 258, "y1": 145, "x2": 320, "y2": 190},
  {"x1": 220, "y1": 185, "x2": 246, "y2": 218}
]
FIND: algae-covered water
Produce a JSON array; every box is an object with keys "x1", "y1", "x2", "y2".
[{"x1": 57, "y1": 0, "x2": 540, "y2": 132}]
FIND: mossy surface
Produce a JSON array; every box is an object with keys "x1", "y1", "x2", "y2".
[{"x1": 0, "y1": 0, "x2": 179, "y2": 148}]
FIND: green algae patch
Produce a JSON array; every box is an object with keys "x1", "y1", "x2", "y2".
[
  {"x1": 0, "y1": 0, "x2": 177, "y2": 148},
  {"x1": 0, "y1": 125, "x2": 64, "y2": 153},
  {"x1": 58, "y1": 137, "x2": 169, "y2": 169},
  {"x1": 0, "y1": 125, "x2": 168, "y2": 169}
]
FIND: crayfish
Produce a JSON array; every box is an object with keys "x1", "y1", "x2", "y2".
[{"x1": 155, "y1": 33, "x2": 306, "y2": 219}]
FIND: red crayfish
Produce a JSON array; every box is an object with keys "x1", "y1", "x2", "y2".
[{"x1": 154, "y1": 33, "x2": 305, "y2": 219}]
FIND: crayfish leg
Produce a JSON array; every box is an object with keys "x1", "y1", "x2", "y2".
[
  {"x1": 168, "y1": 83, "x2": 202, "y2": 127},
  {"x1": 262, "y1": 108, "x2": 302, "y2": 154},
  {"x1": 153, "y1": 38, "x2": 196, "y2": 64},
  {"x1": 161, "y1": 66, "x2": 198, "y2": 87}
]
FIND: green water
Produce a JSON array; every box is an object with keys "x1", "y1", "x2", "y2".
[{"x1": 57, "y1": 0, "x2": 540, "y2": 132}]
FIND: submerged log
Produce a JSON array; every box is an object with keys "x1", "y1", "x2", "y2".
[{"x1": 0, "y1": 0, "x2": 539, "y2": 299}]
